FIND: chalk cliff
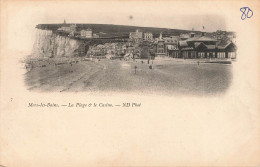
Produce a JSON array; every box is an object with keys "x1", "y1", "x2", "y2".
[{"x1": 32, "y1": 29, "x2": 80, "y2": 58}]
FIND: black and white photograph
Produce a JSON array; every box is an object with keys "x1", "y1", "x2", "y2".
[
  {"x1": 1, "y1": 1, "x2": 259, "y2": 167},
  {"x1": 23, "y1": 17, "x2": 237, "y2": 95}
]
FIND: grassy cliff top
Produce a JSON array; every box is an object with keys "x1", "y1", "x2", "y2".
[{"x1": 36, "y1": 23, "x2": 201, "y2": 38}]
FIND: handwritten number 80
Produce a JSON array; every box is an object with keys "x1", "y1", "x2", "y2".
[{"x1": 240, "y1": 7, "x2": 253, "y2": 20}]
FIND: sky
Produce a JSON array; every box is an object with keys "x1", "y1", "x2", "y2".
[
  {"x1": 4, "y1": 1, "x2": 234, "y2": 55},
  {"x1": 28, "y1": 1, "x2": 227, "y2": 32}
]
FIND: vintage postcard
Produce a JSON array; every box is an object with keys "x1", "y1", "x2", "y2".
[{"x1": 0, "y1": 0, "x2": 260, "y2": 166}]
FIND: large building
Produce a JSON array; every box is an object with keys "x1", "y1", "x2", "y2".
[
  {"x1": 179, "y1": 35, "x2": 237, "y2": 59},
  {"x1": 155, "y1": 32, "x2": 166, "y2": 57},
  {"x1": 143, "y1": 32, "x2": 153, "y2": 41},
  {"x1": 80, "y1": 28, "x2": 93, "y2": 38},
  {"x1": 167, "y1": 45, "x2": 179, "y2": 58},
  {"x1": 180, "y1": 33, "x2": 191, "y2": 40},
  {"x1": 163, "y1": 36, "x2": 179, "y2": 57},
  {"x1": 129, "y1": 29, "x2": 143, "y2": 43},
  {"x1": 58, "y1": 24, "x2": 77, "y2": 35}
]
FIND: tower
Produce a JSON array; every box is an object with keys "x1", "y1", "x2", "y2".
[{"x1": 159, "y1": 32, "x2": 162, "y2": 40}]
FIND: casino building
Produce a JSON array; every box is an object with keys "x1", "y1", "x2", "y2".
[{"x1": 178, "y1": 33, "x2": 237, "y2": 59}]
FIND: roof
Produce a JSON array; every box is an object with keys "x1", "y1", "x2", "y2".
[
  {"x1": 182, "y1": 42, "x2": 236, "y2": 51},
  {"x1": 129, "y1": 31, "x2": 142, "y2": 38},
  {"x1": 194, "y1": 42, "x2": 214, "y2": 49},
  {"x1": 180, "y1": 36, "x2": 217, "y2": 47},
  {"x1": 181, "y1": 47, "x2": 194, "y2": 51},
  {"x1": 194, "y1": 42, "x2": 204, "y2": 48},
  {"x1": 181, "y1": 42, "x2": 216, "y2": 50},
  {"x1": 217, "y1": 42, "x2": 235, "y2": 49},
  {"x1": 206, "y1": 45, "x2": 216, "y2": 49},
  {"x1": 185, "y1": 36, "x2": 218, "y2": 42},
  {"x1": 179, "y1": 41, "x2": 188, "y2": 47},
  {"x1": 167, "y1": 45, "x2": 178, "y2": 50},
  {"x1": 81, "y1": 28, "x2": 92, "y2": 32}
]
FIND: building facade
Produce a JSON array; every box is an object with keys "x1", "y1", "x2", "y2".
[
  {"x1": 155, "y1": 33, "x2": 166, "y2": 57},
  {"x1": 129, "y1": 29, "x2": 143, "y2": 43},
  {"x1": 170, "y1": 36, "x2": 181, "y2": 43},
  {"x1": 58, "y1": 24, "x2": 76, "y2": 33},
  {"x1": 179, "y1": 35, "x2": 237, "y2": 59},
  {"x1": 167, "y1": 45, "x2": 179, "y2": 58},
  {"x1": 180, "y1": 33, "x2": 191, "y2": 40},
  {"x1": 143, "y1": 32, "x2": 153, "y2": 41},
  {"x1": 80, "y1": 28, "x2": 93, "y2": 38}
]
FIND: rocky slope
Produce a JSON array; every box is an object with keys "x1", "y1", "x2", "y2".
[{"x1": 32, "y1": 29, "x2": 80, "y2": 58}]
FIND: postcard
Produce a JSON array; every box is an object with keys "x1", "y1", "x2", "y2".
[{"x1": 0, "y1": 0, "x2": 259, "y2": 166}]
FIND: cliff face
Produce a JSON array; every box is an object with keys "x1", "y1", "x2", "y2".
[{"x1": 32, "y1": 29, "x2": 80, "y2": 58}]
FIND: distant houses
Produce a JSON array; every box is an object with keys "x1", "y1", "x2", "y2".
[
  {"x1": 127, "y1": 29, "x2": 237, "y2": 60},
  {"x1": 80, "y1": 28, "x2": 93, "y2": 38},
  {"x1": 86, "y1": 29, "x2": 236, "y2": 59},
  {"x1": 129, "y1": 29, "x2": 143, "y2": 43},
  {"x1": 56, "y1": 20, "x2": 236, "y2": 59},
  {"x1": 180, "y1": 33, "x2": 191, "y2": 40},
  {"x1": 58, "y1": 24, "x2": 77, "y2": 36},
  {"x1": 58, "y1": 23, "x2": 101, "y2": 39}
]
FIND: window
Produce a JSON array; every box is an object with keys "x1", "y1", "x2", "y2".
[
  {"x1": 217, "y1": 52, "x2": 226, "y2": 58},
  {"x1": 228, "y1": 52, "x2": 236, "y2": 58},
  {"x1": 198, "y1": 52, "x2": 205, "y2": 58}
]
